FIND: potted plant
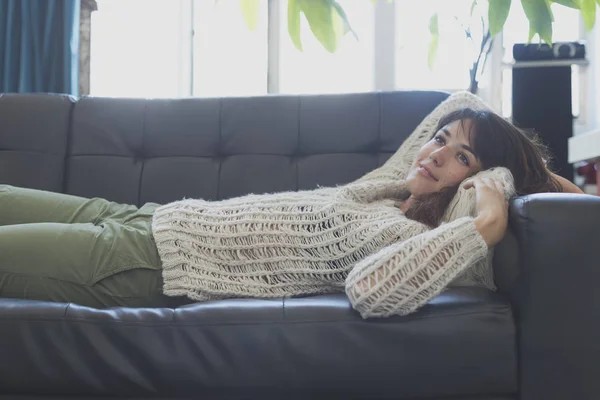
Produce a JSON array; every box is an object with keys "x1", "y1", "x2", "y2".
[{"x1": 237, "y1": 0, "x2": 597, "y2": 93}]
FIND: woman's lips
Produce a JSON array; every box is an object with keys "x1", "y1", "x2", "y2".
[{"x1": 417, "y1": 165, "x2": 438, "y2": 181}]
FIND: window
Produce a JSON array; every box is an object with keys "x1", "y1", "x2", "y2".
[
  {"x1": 192, "y1": 0, "x2": 268, "y2": 97},
  {"x1": 278, "y1": 0, "x2": 375, "y2": 94},
  {"x1": 90, "y1": 0, "x2": 190, "y2": 98},
  {"x1": 90, "y1": 0, "x2": 268, "y2": 98},
  {"x1": 395, "y1": 0, "x2": 477, "y2": 91},
  {"x1": 90, "y1": 0, "x2": 373, "y2": 98},
  {"x1": 89, "y1": 0, "x2": 584, "y2": 108}
]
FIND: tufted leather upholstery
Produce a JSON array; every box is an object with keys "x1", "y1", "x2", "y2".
[
  {"x1": 60, "y1": 92, "x2": 448, "y2": 205},
  {"x1": 0, "y1": 93, "x2": 73, "y2": 191},
  {"x1": 1, "y1": 91, "x2": 599, "y2": 400}
]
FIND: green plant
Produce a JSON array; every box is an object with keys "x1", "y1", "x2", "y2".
[
  {"x1": 427, "y1": 0, "x2": 595, "y2": 93},
  {"x1": 236, "y1": 0, "x2": 598, "y2": 52},
  {"x1": 426, "y1": 2, "x2": 494, "y2": 93}
]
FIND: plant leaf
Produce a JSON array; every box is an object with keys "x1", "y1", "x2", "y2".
[
  {"x1": 331, "y1": 0, "x2": 358, "y2": 40},
  {"x1": 299, "y1": 0, "x2": 342, "y2": 53},
  {"x1": 528, "y1": 23, "x2": 537, "y2": 42},
  {"x1": 550, "y1": 0, "x2": 580, "y2": 7},
  {"x1": 547, "y1": 0, "x2": 556, "y2": 21},
  {"x1": 240, "y1": 0, "x2": 260, "y2": 31},
  {"x1": 580, "y1": 0, "x2": 596, "y2": 30},
  {"x1": 470, "y1": 0, "x2": 478, "y2": 16},
  {"x1": 428, "y1": 13, "x2": 439, "y2": 69},
  {"x1": 489, "y1": 0, "x2": 512, "y2": 36},
  {"x1": 288, "y1": 0, "x2": 303, "y2": 51},
  {"x1": 521, "y1": 0, "x2": 553, "y2": 44},
  {"x1": 329, "y1": 1, "x2": 347, "y2": 39}
]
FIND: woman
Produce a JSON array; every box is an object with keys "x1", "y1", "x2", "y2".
[{"x1": 0, "y1": 107, "x2": 582, "y2": 318}]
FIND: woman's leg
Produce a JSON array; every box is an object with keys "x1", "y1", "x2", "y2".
[
  {"x1": 0, "y1": 185, "x2": 140, "y2": 226},
  {"x1": 0, "y1": 217, "x2": 171, "y2": 308}
]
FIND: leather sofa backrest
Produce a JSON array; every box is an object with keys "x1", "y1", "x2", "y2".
[
  {"x1": 64, "y1": 91, "x2": 449, "y2": 205},
  {"x1": 1, "y1": 91, "x2": 450, "y2": 205},
  {"x1": 0, "y1": 93, "x2": 73, "y2": 192}
]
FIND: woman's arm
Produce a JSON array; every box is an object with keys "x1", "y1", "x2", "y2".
[
  {"x1": 345, "y1": 174, "x2": 509, "y2": 319},
  {"x1": 551, "y1": 172, "x2": 584, "y2": 194},
  {"x1": 345, "y1": 216, "x2": 489, "y2": 318}
]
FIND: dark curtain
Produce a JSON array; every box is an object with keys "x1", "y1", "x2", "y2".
[{"x1": 0, "y1": 0, "x2": 80, "y2": 95}]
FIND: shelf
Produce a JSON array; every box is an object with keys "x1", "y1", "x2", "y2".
[
  {"x1": 503, "y1": 59, "x2": 589, "y2": 69},
  {"x1": 568, "y1": 129, "x2": 600, "y2": 164}
]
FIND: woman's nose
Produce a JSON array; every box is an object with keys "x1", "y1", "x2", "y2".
[{"x1": 430, "y1": 148, "x2": 445, "y2": 166}]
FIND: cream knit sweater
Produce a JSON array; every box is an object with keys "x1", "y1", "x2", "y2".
[{"x1": 152, "y1": 92, "x2": 515, "y2": 318}]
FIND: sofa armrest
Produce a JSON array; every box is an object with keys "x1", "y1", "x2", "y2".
[{"x1": 510, "y1": 193, "x2": 600, "y2": 400}]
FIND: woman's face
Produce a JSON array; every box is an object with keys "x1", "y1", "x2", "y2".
[{"x1": 406, "y1": 119, "x2": 483, "y2": 197}]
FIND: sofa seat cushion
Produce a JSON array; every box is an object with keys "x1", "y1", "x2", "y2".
[{"x1": 0, "y1": 287, "x2": 516, "y2": 399}]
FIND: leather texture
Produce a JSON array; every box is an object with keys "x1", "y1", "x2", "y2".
[
  {"x1": 0, "y1": 288, "x2": 516, "y2": 399},
  {"x1": 0, "y1": 396, "x2": 516, "y2": 400},
  {"x1": 509, "y1": 193, "x2": 600, "y2": 400},
  {"x1": 63, "y1": 91, "x2": 449, "y2": 205},
  {"x1": 0, "y1": 93, "x2": 73, "y2": 191},
  {"x1": 4, "y1": 90, "x2": 594, "y2": 399}
]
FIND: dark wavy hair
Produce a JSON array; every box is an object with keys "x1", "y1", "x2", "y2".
[{"x1": 404, "y1": 108, "x2": 563, "y2": 228}]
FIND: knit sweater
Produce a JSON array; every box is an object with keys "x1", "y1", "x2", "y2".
[{"x1": 152, "y1": 92, "x2": 513, "y2": 318}]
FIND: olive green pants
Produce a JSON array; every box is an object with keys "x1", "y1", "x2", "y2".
[{"x1": 0, "y1": 185, "x2": 181, "y2": 308}]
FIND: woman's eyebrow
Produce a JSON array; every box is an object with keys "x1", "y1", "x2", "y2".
[
  {"x1": 442, "y1": 128, "x2": 477, "y2": 158},
  {"x1": 461, "y1": 144, "x2": 477, "y2": 158}
]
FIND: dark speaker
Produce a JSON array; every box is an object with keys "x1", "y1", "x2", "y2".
[
  {"x1": 513, "y1": 41, "x2": 586, "y2": 61},
  {"x1": 511, "y1": 65, "x2": 573, "y2": 181}
]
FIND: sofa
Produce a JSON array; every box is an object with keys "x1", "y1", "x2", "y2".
[{"x1": 0, "y1": 90, "x2": 599, "y2": 400}]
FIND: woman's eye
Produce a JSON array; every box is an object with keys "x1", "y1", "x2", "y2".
[
  {"x1": 434, "y1": 135, "x2": 445, "y2": 144},
  {"x1": 459, "y1": 153, "x2": 470, "y2": 166}
]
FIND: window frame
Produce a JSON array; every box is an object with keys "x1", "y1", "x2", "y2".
[{"x1": 88, "y1": 0, "x2": 587, "y2": 117}]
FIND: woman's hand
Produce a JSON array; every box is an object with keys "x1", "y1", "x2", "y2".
[{"x1": 463, "y1": 177, "x2": 509, "y2": 247}]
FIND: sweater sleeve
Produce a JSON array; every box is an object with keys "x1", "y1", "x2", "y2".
[
  {"x1": 339, "y1": 178, "x2": 408, "y2": 204},
  {"x1": 344, "y1": 216, "x2": 489, "y2": 319}
]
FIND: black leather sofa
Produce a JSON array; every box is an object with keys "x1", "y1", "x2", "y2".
[{"x1": 0, "y1": 91, "x2": 599, "y2": 400}]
